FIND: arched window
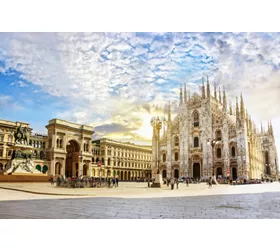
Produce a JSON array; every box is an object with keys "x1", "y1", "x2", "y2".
[
  {"x1": 108, "y1": 158, "x2": 111, "y2": 166},
  {"x1": 56, "y1": 139, "x2": 59, "y2": 148},
  {"x1": 175, "y1": 152, "x2": 179, "y2": 161},
  {"x1": 217, "y1": 148, "x2": 222, "y2": 158},
  {"x1": 163, "y1": 153, "x2": 166, "y2": 162},
  {"x1": 174, "y1": 136, "x2": 179, "y2": 146},
  {"x1": 194, "y1": 137, "x2": 199, "y2": 147},
  {"x1": 231, "y1": 146, "x2": 236, "y2": 157},
  {"x1": 216, "y1": 130, "x2": 222, "y2": 141},
  {"x1": 193, "y1": 111, "x2": 199, "y2": 127}
]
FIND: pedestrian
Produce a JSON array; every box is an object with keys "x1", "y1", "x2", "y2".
[
  {"x1": 116, "y1": 177, "x2": 119, "y2": 187},
  {"x1": 147, "y1": 178, "x2": 150, "y2": 187},
  {"x1": 112, "y1": 178, "x2": 115, "y2": 187},
  {"x1": 186, "y1": 178, "x2": 189, "y2": 187},
  {"x1": 167, "y1": 178, "x2": 170, "y2": 187},
  {"x1": 170, "y1": 178, "x2": 175, "y2": 190},
  {"x1": 176, "y1": 179, "x2": 179, "y2": 189},
  {"x1": 208, "y1": 177, "x2": 212, "y2": 188}
]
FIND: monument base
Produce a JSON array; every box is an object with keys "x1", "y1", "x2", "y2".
[{"x1": 151, "y1": 174, "x2": 162, "y2": 188}]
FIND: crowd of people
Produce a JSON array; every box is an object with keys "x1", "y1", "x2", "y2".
[{"x1": 49, "y1": 175, "x2": 119, "y2": 188}]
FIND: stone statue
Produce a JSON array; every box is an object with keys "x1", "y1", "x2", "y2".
[{"x1": 14, "y1": 125, "x2": 30, "y2": 145}]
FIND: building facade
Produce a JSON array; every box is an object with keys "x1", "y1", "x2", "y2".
[
  {"x1": 151, "y1": 77, "x2": 279, "y2": 180},
  {"x1": 0, "y1": 118, "x2": 152, "y2": 179},
  {"x1": 92, "y1": 138, "x2": 152, "y2": 180}
]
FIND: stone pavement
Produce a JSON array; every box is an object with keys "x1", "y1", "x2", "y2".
[
  {"x1": 1, "y1": 181, "x2": 280, "y2": 199},
  {"x1": 0, "y1": 182, "x2": 280, "y2": 218}
]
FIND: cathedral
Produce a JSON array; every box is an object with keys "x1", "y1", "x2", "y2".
[{"x1": 151, "y1": 77, "x2": 279, "y2": 181}]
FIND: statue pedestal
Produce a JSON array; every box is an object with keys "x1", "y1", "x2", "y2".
[
  {"x1": 4, "y1": 143, "x2": 39, "y2": 175},
  {"x1": 151, "y1": 174, "x2": 163, "y2": 188}
]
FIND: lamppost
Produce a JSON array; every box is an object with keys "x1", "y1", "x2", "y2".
[
  {"x1": 207, "y1": 139, "x2": 219, "y2": 184},
  {"x1": 150, "y1": 116, "x2": 165, "y2": 187}
]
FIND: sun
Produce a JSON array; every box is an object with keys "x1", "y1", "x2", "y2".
[{"x1": 134, "y1": 113, "x2": 154, "y2": 140}]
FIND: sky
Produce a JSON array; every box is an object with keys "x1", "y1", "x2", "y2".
[{"x1": 0, "y1": 32, "x2": 280, "y2": 160}]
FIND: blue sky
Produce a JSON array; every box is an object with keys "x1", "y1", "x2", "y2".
[{"x1": 0, "y1": 32, "x2": 280, "y2": 160}]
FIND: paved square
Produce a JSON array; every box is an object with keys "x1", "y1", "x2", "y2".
[{"x1": 0, "y1": 182, "x2": 280, "y2": 219}]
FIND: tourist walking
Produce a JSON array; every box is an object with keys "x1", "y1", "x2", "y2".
[
  {"x1": 186, "y1": 178, "x2": 189, "y2": 187},
  {"x1": 208, "y1": 177, "x2": 212, "y2": 188},
  {"x1": 147, "y1": 178, "x2": 150, "y2": 187},
  {"x1": 176, "y1": 179, "x2": 179, "y2": 189},
  {"x1": 116, "y1": 177, "x2": 119, "y2": 187}
]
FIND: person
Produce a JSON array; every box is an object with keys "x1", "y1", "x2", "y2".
[
  {"x1": 186, "y1": 178, "x2": 189, "y2": 187},
  {"x1": 49, "y1": 175, "x2": 54, "y2": 185},
  {"x1": 167, "y1": 178, "x2": 170, "y2": 187},
  {"x1": 176, "y1": 179, "x2": 179, "y2": 189},
  {"x1": 57, "y1": 175, "x2": 61, "y2": 187},
  {"x1": 112, "y1": 178, "x2": 115, "y2": 187},
  {"x1": 116, "y1": 177, "x2": 119, "y2": 187},
  {"x1": 170, "y1": 178, "x2": 175, "y2": 190},
  {"x1": 208, "y1": 177, "x2": 212, "y2": 188},
  {"x1": 147, "y1": 178, "x2": 150, "y2": 187}
]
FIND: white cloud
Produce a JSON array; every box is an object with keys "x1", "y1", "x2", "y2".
[{"x1": 0, "y1": 32, "x2": 280, "y2": 162}]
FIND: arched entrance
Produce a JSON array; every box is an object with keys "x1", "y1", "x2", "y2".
[
  {"x1": 162, "y1": 169, "x2": 167, "y2": 179},
  {"x1": 216, "y1": 167, "x2": 223, "y2": 178},
  {"x1": 121, "y1": 171, "x2": 123, "y2": 180},
  {"x1": 55, "y1": 162, "x2": 61, "y2": 175},
  {"x1": 193, "y1": 163, "x2": 200, "y2": 179},
  {"x1": 83, "y1": 164, "x2": 88, "y2": 176},
  {"x1": 174, "y1": 169, "x2": 179, "y2": 178},
  {"x1": 66, "y1": 140, "x2": 80, "y2": 177},
  {"x1": 232, "y1": 167, "x2": 237, "y2": 180},
  {"x1": 128, "y1": 171, "x2": 131, "y2": 180}
]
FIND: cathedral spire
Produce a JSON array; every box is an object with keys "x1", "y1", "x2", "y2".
[
  {"x1": 168, "y1": 101, "x2": 171, "y2": 123},
  {"x1": 236, "y1": 96, "x2": 240, "y2": 121},
  {"x1": 240, "y1": 93, "x2": 245, "y2": 119},
  {"x1": 180, "y1": 84, "x2": 183, "y2": 106},
  {"x1": 214, "y1": 82, "x2": 217, "y2": 99},
  {"x1": 219, "y1": 87, "x2": 221, "y2": 103},
  {"x1": 202, "y1": 77, "x2": 206, "y2": 99},
  {"x1": 184, "y1": 83, "x2": 187, "y2": 104},
  {"x1": 206, "y1": 75, "x2": 210, "y2": 98},
  {"x1": 270, "y1": 121, "x2": 274, "y2": 135},
  {"x1": 261, "y1": 122, "x2": 263, "y2": 134},
  {"x1": 229, "y1": 101, "x2": 233, "y2": 115},
  {"x1": 223, "y1": 87, "x2": 227, "y2": 112}
]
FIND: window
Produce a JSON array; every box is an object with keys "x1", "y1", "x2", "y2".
[
  {"x1": 0, "y1": 148, "x2": 3, "y2": 157},
  {"x1": 217, "y1": 148, "x2": 222, "y2": 158},
  {"x1": 193, "y1": 111, "x2": 199, "y2": 127},
  {"x1": 216, "y1": 130, "x2": 222, "y2": 141},
  {"x1": 231, "y1": 146, "x2": 236, "y2": 157},
  {"x1": 163, "y1": 153, "x2": 166, "y2": 162},
  {"x1": 194, "y1": 137, "x2": 199, "y2": 147},
  {"x1": 8, "y1": 135, "x2": 13, "y2": 142},
  {"x1": 0, "y1": 134, "x2": 4, "y2": 142},
  {"x1": 174, "y1": 136, "x2": 179, "y2": 146},
  {"x1": 175, "y1": 152, "x2": 179, "y2": 161}
]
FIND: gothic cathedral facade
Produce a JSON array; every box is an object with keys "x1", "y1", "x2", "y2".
[{"x1": 151, "y1": 77, "x2": 279, "y2": 181}]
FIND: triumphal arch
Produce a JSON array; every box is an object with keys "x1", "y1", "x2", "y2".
[{"x1": 46, "y1": 119, "x2": 94, "y2": 177}]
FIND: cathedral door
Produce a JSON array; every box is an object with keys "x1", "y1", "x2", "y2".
[
  {"x1": 174, "y1": 169, "x2": 179, "y2": 178},
  {"x1": 217, "y1": 167, "x2": 223, "y2": 178},
  {"x1": 162, "y1": 169, "x2": 167, "y2": 179},
  {"x1": 193, "y1": 163, "x2": 200, "y2": 179},
  {"x1": 232, "y1": 167, "x2": 237, "y2": 180}
]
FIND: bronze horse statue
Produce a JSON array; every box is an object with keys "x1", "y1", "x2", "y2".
[{"x1": 14, "y1": 125, "x2": 30, "y2": 145}]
